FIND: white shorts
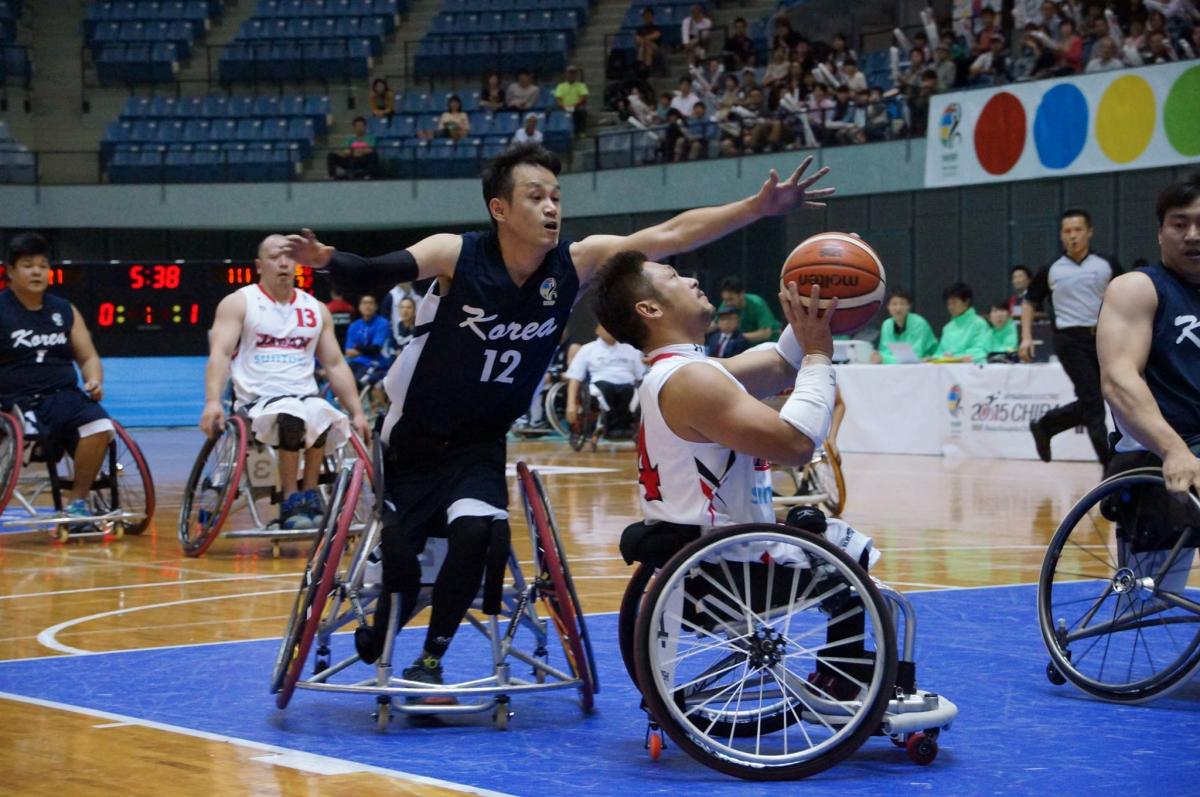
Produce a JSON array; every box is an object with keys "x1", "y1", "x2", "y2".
[{"x1": 242, "y1": 395, "x2": 350, "y2": 453}]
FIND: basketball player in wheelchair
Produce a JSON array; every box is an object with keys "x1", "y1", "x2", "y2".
[
  {"x1": 593, "y1": 251, "x2": 955, "y2": 778},
  {"x1": 564, "y1": 323, "x2": 645, "y2": 449},
  {"x1": 0, "y1": 232, "x2": 146, "y2": 539}
]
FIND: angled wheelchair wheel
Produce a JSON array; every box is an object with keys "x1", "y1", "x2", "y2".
[
  {"x1": 619, "y1": 562, "x2": 656, "y2": 687},
  {"x1": 518, "y1": 461, "x2": 598, "y2": 711},
  {"x1": 0, "y1": 411, "x2": 23, "y2": 514},
  {"x1": 1038, "y1": 467, "x2": 1200, "y2": 703},
  {"x1": 633, "y1": 523, "x2": 897, "y2": 780},
  {"x1": 812, "y1": 450, "x2": 846, "y2": 517},
  {"x1": 273, "y1": 460, "x2": 362, "y2": 708},
  {"x1": 544, "y1": 380, "x2": 570, "y2": 437},
  {"x1": 94, "y1": 421, "x2": 156, "y2": 535},
  {"x1": 178, "y1": 417, "x2": 247, "y2": 557}
]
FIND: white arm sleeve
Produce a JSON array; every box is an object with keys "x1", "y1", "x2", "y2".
[
  {"x1": 779, "y1": 357, "x2": 836, "y2": 447},
  {"x1": 775, "y1": 325, "x2": 805, "y2": 369}
]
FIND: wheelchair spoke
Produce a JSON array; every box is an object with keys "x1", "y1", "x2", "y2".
[
  {"x1": 1069, "y1": 531, "x2": 1117, "y2": 573},
  {"x1": 660, "y1": 626, "x2": 752, "y2": 667},
  {"x1": 771, "y1": 666, "x2": 841, "y2": 734},
  {"x1": 675, "y1": 656, "x2": 754, "y2": 700},
  {"x1": 695, "y1": 566, "x2": 772, "y2": 630}
]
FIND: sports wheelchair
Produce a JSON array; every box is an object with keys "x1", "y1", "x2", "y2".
[
  {"x1": 771, "y1": 446, "x2": 847, "y2": 516},
  {"x1": 548, "y1": 379, "x2": 640, "y2": 452},
  {"x1": 270, "y1": 457, "x2": 598, "y2": 728},
  {"x1": 177, "y1": 414, "x2": 372, "y2": 557},
  {"x1": 1039, "y1": 466, "x2": 1200, "y2": 703},
  {"x1": 618, "y1": 521, "x2": 956, "y2": 779},
  {"x1": 0, "y1": 408, "x2": 154, "y2": 540}
]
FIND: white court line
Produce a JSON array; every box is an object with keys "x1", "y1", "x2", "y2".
[
  {"x1": 0, "y1": 572, "x2": 297, "y2": 601},
  {"x1": 36, "y1": 588, "x2": 295, "y2": 655},
  {"x1": 92, "y1": 721, "x2": 133, "y2": 729},
  {"x1": 0, "y1": 691, "x2": 513, "y2": 797}
]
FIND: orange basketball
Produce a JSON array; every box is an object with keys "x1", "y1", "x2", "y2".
[{"x1": 781, "y1": 232, "x2": 886, "y2": 335}]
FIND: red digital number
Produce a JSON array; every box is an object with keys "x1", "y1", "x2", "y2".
[
  {"x1": 144, "y1": 305, "x2": 154, "y2": 324},
  {"x1": 295, "y1": 307, "x2": 317, "y2": 327},
  {"x1": 129, "y1": 265, "x2": 145, "y2": 290},
  {"x1": 189, "y1": 303, "x2": 200, "y2": 324},
  {"x1": 151, "y1": 264, "x2": 180, "y2": 289},
  {"x1": 295, "y1": 265, "x2": 312, "y2": 289},
  {"x1": 226, "y1": 266, "x2": 254, "y2": 285},
  {"x1": 98, "y1": 302, "x2": 115, "y2": 327}
]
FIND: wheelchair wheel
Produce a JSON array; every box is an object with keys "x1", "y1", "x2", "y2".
[
  {"x1": 544, "y1": 380, "x2": 570, "y2": 437},
  {"x1": 633, "y1": 523, "x2": 897, "y2": 780},
  {"x1": 273, "y1": 460, "x2": 362, "y2": 708},
  {"x1": 178, "y1": 417, "x2": 247, "y2": 557},
  {"x1": 95, "y1": 421, "x2": 155, "y2": 535},
  {"x1": 1038, "y1": 467, "x2": 1200, "y2": 703},
  {"x1": 619, "y1": 562, "x2": 656, "y2": 686},
  {"x1": 0, "y1": 411, "x2": 23, "y2": 514},
  {"x1": 812, "y1": 450, "x2": 846, "y2": 517},
  {"x1": 518, "y1": 461, "x2": 598, "y2": 711}
]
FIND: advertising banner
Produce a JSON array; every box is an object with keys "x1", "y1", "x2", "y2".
[{"x1": 925, "y1": 61, "x2": 1200, "y2": 187}]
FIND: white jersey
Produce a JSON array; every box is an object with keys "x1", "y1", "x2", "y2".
[
  {"x1": 229, "y1": 284, "x2": 323, "y2": 405},
  {"x1": 636, "y1": 343, "x2": 774, "y2": 529},
  {"x1": 565, "y1": 338, "x2": 646, "y2": 385}
]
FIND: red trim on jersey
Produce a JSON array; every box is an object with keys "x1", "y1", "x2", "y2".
[
  {"x1": 650, "y1": 352, "x2": 683, "y2": 365},
  {"x1": 256, "y1": 283, "x2": 297, "y2": 305}
]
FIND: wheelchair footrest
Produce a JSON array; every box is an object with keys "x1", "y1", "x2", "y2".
[{"x1": 1, "y1": 509, "x2": 138, "y2": 528}]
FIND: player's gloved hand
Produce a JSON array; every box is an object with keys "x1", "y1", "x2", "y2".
[
  {"x1": 281, "y1": 228, "x2": 334, "y2": 270},
  {"x1": 200, "y1": 400, "x2": 226, "y2": 439}
]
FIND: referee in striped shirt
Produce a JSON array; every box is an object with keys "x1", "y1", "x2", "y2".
[{"x1": 1021, "y1": 209, "x2": 1121, "y2": 466}]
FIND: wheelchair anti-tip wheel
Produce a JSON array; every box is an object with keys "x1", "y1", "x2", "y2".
[
  {"x1": 1038, "y1": 467, "x2": 1200, "y2": 703},
  {"x1": 178, "y1": 416, "x2": 248, "y2": 557},
  {"x1": 518, "y1": 461, "x2": 598, "y2": 712},
  {"x1": 633, "y1": 523, "x2": 897, "y2": 780},
  {"x1": 272, "y1": 460, "x2": 363, "y2": 708}
]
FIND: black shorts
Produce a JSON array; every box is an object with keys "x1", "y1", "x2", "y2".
[{"x1": 11, "y1": 388, "x2": 111, "y2": 457}]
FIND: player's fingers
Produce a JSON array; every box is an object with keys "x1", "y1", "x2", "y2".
[
  {"x1": 796, "y1": 165, "x2": 829, "y2": 190},
  {"x1": 301, "y1": 227, "x2": 317, "y2": 241},
  {"x1": 824, "y1": 296, "x2": 839, "y2": 325},
  {"x1": 807, "y1": 284, "x2": 822, "y2": 319},
  {"x1": 803, "y1": 186, "x2": 836, "y2": 198}
]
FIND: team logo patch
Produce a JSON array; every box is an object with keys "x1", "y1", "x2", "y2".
[
  {"x1": 539, "y1": 277, "x2": 558, "y2": 306},
  {"x1": 51, "y1": 313, "x2": 63, "y2": 327}
]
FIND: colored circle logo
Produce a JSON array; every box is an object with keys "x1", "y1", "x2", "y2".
[
  {"x1": 973, "y1": 92, "x2": 1025, "y2": 175},
  {"x1": 1164, "y1": 65, "x2": 1200, "y2": 157},
  {"x1": 939, "y1": 102, "x2": 962, "y2": 149},
  {"x1": 1095, "y1": 75, "x2": 1156, "y2": 163},
  {"x1": 1033, "y1": 84, "x2": 1088, "y2": 169}
]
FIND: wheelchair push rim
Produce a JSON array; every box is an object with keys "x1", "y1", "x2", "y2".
[
  {"x1": 273, "y1": 460, "x2": 362, "y2": 708},
  {"x1": 178, "y1": 416, "x2": 247, "y2": 557},
  {"x1": 633, "y1": 523, "x2": 897, "y2": 780},
  {"x1": 104, "y1": 421, "x2": 156, "y2": 535},
  {"x1": 813, "y1": 451, "x2": 846, "y2": 517},
  {"x1": 1038, "y1": 467, "x2": 1200, "y2": 703},
  {"x1": 517, "y1": 461, "x2": 598, "y2": 711},
  {"x1": 0, "y1": 411, "x2": 24, "y2": 514}
]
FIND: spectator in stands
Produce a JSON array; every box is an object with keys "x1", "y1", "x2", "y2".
[
  {"x1": 681, "y1": 102, "x2": 711, "y2": 160},
  {"x1": 973, "y1": 7, "x2": 1006, "y2": 54},
  {"x1": 906, "y1": 71, "x2": 938, "y2": 136},
  {"x1": 1085, "y1": 36, "x2": 1126, "y2": 71},
  {"x1": 933, "y1": 42, "x2": 958, "y2": 90},
  {"x1": 480, "y1": 73, "x2": 506, "y2": 113},
  {"x1": 511, "y1": 113, "x2": 543, "y2": 146},
  {"x1": 734, "y1": 86, "x2": 787, "y2": 153},
  {"x1": 326, "y1": 286, "x2": 355, "y2": 346},
  {"x1": 506, "y1": 70, "x2": 541, "y2": 112},
  {"x1": 705, "y1": 304, "x2": 750, "y2": 357},
  {"x1": 669, "y1": 76, "x2": 701, "y2": 115},
  {"x1": 555, "y1": 65, "x2": 589, "y2": 135},
  {"x1": 327, "y1": 116, "x2": 378, "y2": 180},
  {"x1": 988, "y1": 301, "x2": 1019, "y2": 355},
  {"x1": 969, "y1": 34, "x2": 1010, "y2": 85},
  {"x1": 626, "y1": 86, "x2": 657, "y2": 125},
  {"x1": 762, "y1": 47, "x2": 791, "y2": 88},
  {"x1": 369, "y1": 78, "x2": 394, "y2": 121},
  {"x1": 658, "y1": 108, "x2": 688, "y2": 163},
  {"x1": 565, "y1": 324, "x2": 645, "y2": 438},
  {"x1": 871, "y1": 288, "x2": 937, "y2": 364},
  {"x1": 772, "y1": 11, "x2": 802, "y2": 52},
  {"x1": 726, "y1": 17, "x2": 757, "y2": 69},
  {"x1": 344, "y1": 292, "x2": 391, "y2": 384},
  {"x1": 720, "y1": 276, "x2": 780, "y2": 343},
  {"x1": 380, "y1": 282, "x2": 419, "y2": 350},
  {"x1": 1038, "y1": 0, "x2": 1065, "y2": 38},
  {"x1": 635, "y1": 7, "x2": 663, "y2": 74},
  {"x1": 840, "y1": 58, "x2": 868, "y2": 93},
  {"x1": 690, "y1": 56, "x2": 725, "y2": 96},
  {"x1": 681, "y1": 4, "x2": 712, "y2": 62},
  {"x1": 828, "y1": 85, "x2": 866, "y2": 145},
  {"x1": 1144, "y1": 30, "x2": 1180, "y2": 62},
  {"x1": 805, "y1": 83, "x2": 835, "y2": 145},
  {"x1": 391, "y1": 296, "x2": 416, "y2": 354},
  {"x1": 898, "y1": 47, "x2": 928, "y2": 93},
  {"x1": 1033, "y1": 18, "x2": 1083, "y2": 72},
  {"x1": 828, "y1": 32, "x2": 857, "y2": 68},
  {"x1": 934, "y1": 282, "x2": 992, "y2": 363},
  {"x1": 435, "y1": 95, "x2": 471, "y2": 141},
  {"x1": 1008, "y1": 264, "x2": 1033, "y2": 318},
  {"x1": 654, "y1": 91, "x2": 673, "y2": 121},
  {"x1": 863, "y1": 87, "x2": 893, "y2": 141}
]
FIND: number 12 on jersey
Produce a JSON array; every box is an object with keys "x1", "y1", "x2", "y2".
[{"x1": 480, "y1": 348, "x2": 521, "y2": 383}]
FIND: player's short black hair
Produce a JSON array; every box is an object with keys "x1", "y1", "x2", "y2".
[
  {"x1": 1010, "y1": 264, "x2": 1032, "y2": 278},
  {"x1": 481, "y1": 143, "x2": 562, "y2": 228},
  {"x1": 885, "y1": 287, "x2": 913, "y2": 304},
  {"x1": 1061, "y1": 207, "x2": 1092, "y2": 227},
  {"x1": 6, "y1": 231, "x2": 49, "y2": 264},
  {"x1": 1156, "y1": 173, "x2": 1200, "y2": 227},
  {"x1": 720, "y1": 275, "x2": 744, "y2": 294},
  {"x1": 942, "y1": 281, "x2": 973, "y2": 304},
  {"x1": 593, "y1": 250, "x2": 658, "y2": 350}
]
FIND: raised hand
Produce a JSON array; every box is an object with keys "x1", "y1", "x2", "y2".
[
  {"x1": 779, "y1": 281, "x2": 837, "y2": 361},
  {"x1": 749, "y1": 156, "x2": 836, "y2": 218},
  {"x1": 281, "y1": 228, "x2": 334, "y2": 269}
]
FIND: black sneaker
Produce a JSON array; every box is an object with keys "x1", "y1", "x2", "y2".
[
  {"x1": 1030, "y1": 419, "x2": 1052, "y2": 462},
  {"x1": 402, "y1": 657, "x2": 457, "y2": 705}
]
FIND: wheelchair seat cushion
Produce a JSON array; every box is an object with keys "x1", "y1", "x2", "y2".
[{"x1": 1105, "y1": 450, "x2": 1200, "y2": 553}]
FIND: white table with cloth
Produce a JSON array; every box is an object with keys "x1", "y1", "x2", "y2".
[{"x1": 834, "y1": 363, "x2": 1111, "y2": 461}]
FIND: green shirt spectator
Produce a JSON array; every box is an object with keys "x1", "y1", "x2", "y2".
[
  {"x1": 987, "y1": 303, "x2": 1018, "y2": 353},
  {"x1": 878, "y1": 313, "x2": 938, "y2": 363},
  {"x1": 720, "y1": 276, "x2": 780, "y2": 343},
  {"x1": 554, "y1": 71, "x2": 589, "y2": 111},
  {"x1": 935, "y1": 282, "x2": 991, "y2": 363}
]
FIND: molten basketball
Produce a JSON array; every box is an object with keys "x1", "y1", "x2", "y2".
[{"x1": 781, "y1": 232, "x2": 886, "y2": 335}]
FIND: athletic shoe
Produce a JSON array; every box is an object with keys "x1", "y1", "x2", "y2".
[
  {"x1": 301, "y1": 489, "x2": 324, "y2": 523},
  {"x1": 59, "y1": 499, "x2": 99, "y2": 535},
  {"x1": 1030, "y1": 419, "x2": 1052, "y2": 462},
  {"x1": 280, "y1": 492, "x2": 317, "y2": 530},
  {"x1": 402, "y1": 656, "x2": 457, "y2": 705}
]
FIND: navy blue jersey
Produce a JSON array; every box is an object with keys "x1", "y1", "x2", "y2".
[
  {"x1": 0, "y1": 290, "x2": 78, "y2": 403},
  {"x1": 1120, "y1": 262, "x2": 1200, "y2": 449},
  {"x1": 383, "y1": 231, "x2": 579, "y2": 441}
]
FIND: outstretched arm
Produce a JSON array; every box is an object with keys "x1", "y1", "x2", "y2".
[
  {"x1": 281, "y1": 230, "x2": 462, "y2": 294},
  {"x1": 1098, "y1": 271, "x2": 1199, "y2": 496},
  {"x1": 569, "y1": 156, "x2": 834, "y2": 282}
]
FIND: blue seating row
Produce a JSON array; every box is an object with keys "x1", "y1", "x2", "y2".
[
  {"x1": 103, "y1": 117, "x2": 317, "y2": 160},
  {"x1": 91, "y1": 21, "x2": 200, "y2": 59},
  {"x1": 413, "y1": 33, "x2": 568, "y2": 79},
  {"x1": 428, "y1": 10, "x2": 579, "y2": 43},
  {"x1": 395, "y1": 86, "x2": 557, "y2": 113},
  {"x1": 253, "y1": 0, "x2": 403, "y2": 19},
  {"x1": 218, "y1": 40, "x2": 373, "y2": 81},
  {"x1": 237, "y1": 17, "x2": 390, "y2": 53},
  {"x1": 441, "y1": 0, "x2": 586, "y2": 14},
  {"x1": 96, "y1": 43, "x2": 179, "y2": 83},
  {"x1": 119, "y1": 94, "x2": 332, "y2": 133},
  {"x1": 364, "y1": 109, "x2": 572, "y2": 148},
  {"x1": 108, "y1": 142, "x2": 302, "y2": 183},
  {"x1": 84, "y1": 1, "x2": 214, "y2": 38}
]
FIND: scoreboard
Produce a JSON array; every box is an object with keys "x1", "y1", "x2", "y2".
[{"x1": 0, "y1": 261, "x2": 317, "y2": 356}]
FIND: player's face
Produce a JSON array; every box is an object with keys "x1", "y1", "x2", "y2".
[
  {"x1": 255, "y1": 237, "x2": 297, "y2": 288},
  {"x1": 500, "y1": 164, "x2": 561, "y2": 249},
  {"x1": 9, "y1": 255, "x2": 50, "y2": 295},
  {"x1": 1060, "y1": 215, "x2": 1093, "y2": 259},
  {"x1": 1159, "y1": 196, "x2": 1200, "y2": 282},
  {"x1": 643, "y1": 261, "x2": 712, "y2": 328}
]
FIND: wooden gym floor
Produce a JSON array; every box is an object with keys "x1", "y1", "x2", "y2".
[{"x1": 0, "y1": 432, "x2": 1106, "y2": 796}]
